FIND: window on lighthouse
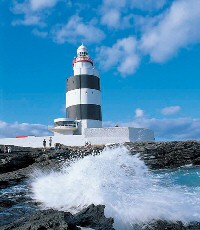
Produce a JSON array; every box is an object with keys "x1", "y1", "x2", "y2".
[{"x1": 79, "y1": 51, "x2": 88, "y2": 57}]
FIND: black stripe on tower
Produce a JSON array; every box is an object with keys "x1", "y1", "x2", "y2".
[
  {"x1": 67, "y1": 104, "x2": 102, "y2": 121},
  {"x1": 67, "y1": 75, "x2": 100, "y2": 91}
]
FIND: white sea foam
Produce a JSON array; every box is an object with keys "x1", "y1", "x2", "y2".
[{"x1": 31, "y1": 146, "x2": 200, "y2": 229}]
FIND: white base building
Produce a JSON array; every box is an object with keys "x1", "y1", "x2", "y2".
[{"x1": 0, "y1": 127, "x2": 154, "y2": 148}]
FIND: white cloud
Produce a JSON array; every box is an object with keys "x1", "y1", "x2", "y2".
[
  {"x1": 0, "y1": 121, "x2": 51, "y2": 138},
  {"x1": 135, "y1": 108, "x2": 144, "y2": 118},
  {"x1": 104, "y1": 116, "x2": 200, "y2": 141},
  {"x1": 100, "y1": 0, "x2": 166, "y2": 29},
  {"x1": 12, "y1": 0, "x2": 60, "y2": 26},
  {"x1": 101, "y1": 0, "x2": 166, "y2": 14},
  {"x1": 12, "y1": 14, "x2": 42, "y2": 26},
  {"x1": 140, "y1": 0, "x2": 200, "y2": 62},
  {"x1": 101, "y1": 9, "x2": 121, "y2": 28},
  {"x1": 129, "y1": 0, "x2": 167, "y2": 11},
  {"x1": 52, "y1": 15, "x2": 105, "y2": 44},
  {"x1": 161, "y1": 106, "x2": 181, "y2": 115},
  {"x1": 12, "y1": 1, "x2": 43, "y2": 26},
  {"x1": 30, "y1": 0, "x2": 59, "y2": 11},
  {"x1": 97, "y1": 36, "x2": 140, "y2": 75},
  {"x1": 99, "y1": 0, "x2": 200, "y2": 76},
  {"x1": 32, "y1": 28, "x2": 48, "y2": 38}
]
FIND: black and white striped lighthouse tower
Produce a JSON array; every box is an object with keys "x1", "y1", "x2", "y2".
[{"x1": 66, "y1": 44, "x2": 102, "y2": 134}]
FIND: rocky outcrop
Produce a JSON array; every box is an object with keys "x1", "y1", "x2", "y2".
[
  {"x1": 125, "y1": 141, "x2": 200, "y2": 169},
  {"x1": 1, "y1": 207, "x2": 200, "y2": 230},
  {"x1": 0, "y1": 148, "x2": 37, "y2": 174},
  {"x1": 1, "y1": 141, "x2": 200, "y2": 188},
  {"x1": 1, "y1": 141, "x2": 200, "y2": 174},
  {"x1": 0, "y1": 204, "x2": 114, "y2": 230},
  {"x1": 0, "y1": 141, "x2": 200, "y2": 229}
]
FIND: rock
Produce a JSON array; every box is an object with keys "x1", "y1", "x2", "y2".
[
  {"x1": 73, "y1": 204, "x2": 114, "y2": 230},
  {"x1": 125, "y1": 141, "x2": 200, "y2": 169},
  {"x1": 0, "y1": 165, "x2": 32, "y2": 189},
  {"x1": 0, "y1": 152, "x2": 35, "y2": 174},
  {"x1": 0, "y1": 209, "x2": 71, "y2": 230},
  {"x1": 0, "y1": 199, "x2": 16, "y2": 208},
  {"x1": 142, "y1": 220, "x2": 200, "y2": 230},
  {"x1": 0, "y1": 205, "x2": 115, "y2": 230},
  {"x1": 193, "y1": 157, "x2": 200, "y2": 165},
  {"x1": 0, "y1": 146, "x2": 41, "y2": 174}
]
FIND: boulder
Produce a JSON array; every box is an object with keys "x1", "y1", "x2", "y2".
[{"x1": 73, "y1": 204, "x2": 114, "y2": 230}]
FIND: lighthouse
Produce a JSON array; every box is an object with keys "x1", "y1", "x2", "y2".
[
  {"x1": 43, "y1": 44, "x2": 154, "y2": 145},
  {"x1": 66, "y1": 44, "x2": 102, "y2": 134}
]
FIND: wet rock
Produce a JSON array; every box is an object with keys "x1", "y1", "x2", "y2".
[
  {"x1": 0, "y1": 199, "x2": 16, "y2": 208},
  {"x1": 0, "y1": 146, "x2": 42, "y2": 174},
  {"x1": 0, "y1": 152, "x2": 35, "y2": 174},
  {"x1": 73, "y1": 204, "x2": 114, "y2": 230},
  {"x1": 0, "y1": 205, "x2": 114, "y2": 230},
  {"x1": 126, "y1": 141, "x2": 200, "y2": 169},
  {"x1": 193, "y1": 157, "x2": 200, "y2": 165},
  {"x1": 0, "y1": 209, "x2": 71, "y2": 230},
  {"x1": 142, "y1": 220, "x2": 200, "y2": 230},
  {"x1": 0, "y1": 165, "x2": 32, "y2": 189}
]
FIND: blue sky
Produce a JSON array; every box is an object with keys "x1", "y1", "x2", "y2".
[{"x1": 0, "y1": 0, "x2": 200, "y2": 140}]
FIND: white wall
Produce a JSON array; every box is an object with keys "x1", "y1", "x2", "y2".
[
  {"x1": 73, "y1": 66, "x2": 99, "y2": 77},
  {"x1": 0, "y1": 135, "x2": 86, "y2": 148},
  {"x1": 82, "y1": 120, "x2": 102, "y2": 134},
  {"x1": 85, "y1": 127, "x2": 130, "y2": 145},
  {"x1": 85, "y1": 127, "x2": 154, "y2": 145}
]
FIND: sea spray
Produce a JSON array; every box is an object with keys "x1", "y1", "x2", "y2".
[{"x1": 31, "y1": 146, "x2": 200, "y2": 229}]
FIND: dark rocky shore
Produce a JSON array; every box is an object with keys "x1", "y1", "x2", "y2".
[{"x1": 0, "y1": 141, "x2": 200, "y2": 230}]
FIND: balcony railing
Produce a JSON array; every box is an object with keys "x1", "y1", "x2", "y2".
[{"x1": 48, "y1": 124, "x2": 77, "y2": 130}]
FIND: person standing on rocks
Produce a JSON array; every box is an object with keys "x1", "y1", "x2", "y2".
[
  {"x1": 3, "y1": 145, "x2": 7, "y2": 153},
  {"x1": 49, "y1": 137, "x2": 52, "y2": 148},
  {"x1": 43, "y1": 139, "x2": 46, "y2": 152},
  {"x1": 7, "y1": 146, "x2": 12, "y2": 153}
]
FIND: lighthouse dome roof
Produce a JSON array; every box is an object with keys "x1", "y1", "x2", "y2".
[{"x1": 77, "y1": 44, "x2": 88, "y2": 55}]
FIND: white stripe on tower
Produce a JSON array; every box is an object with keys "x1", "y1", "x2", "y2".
[
  {"x1": 66, "y1": 89, "x2": 101, "y2": 107},
  {"x1": 66, "y1": 44, "x2": 102, "y2": 134}
]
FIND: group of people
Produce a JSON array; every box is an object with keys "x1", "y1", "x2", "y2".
[
  {"x1": 42, "y1": 137, "x2": 53, "y2": 151},
  {"x1": 3, "y1": 145, "x2": 12, "y2": 153}
]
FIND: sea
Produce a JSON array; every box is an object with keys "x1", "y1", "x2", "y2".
[{"x1": 1, "y1": 146, "x2": 200, "y2": 229}]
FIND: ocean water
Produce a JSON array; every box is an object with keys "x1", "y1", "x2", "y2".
[
  {"x1": 0, "y1": 181, "x2": 37, "y2": 226},
  {"x1": 1, "y1": 146, "x2": 200, "y2": 229},
  {"x1": 30, "y1": 146, "x2": 200, "y2": 229}
]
